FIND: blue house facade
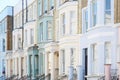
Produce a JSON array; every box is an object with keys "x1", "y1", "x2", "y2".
[
  {"x1": 0, "y1": 6, "x2": 13, "y2": 78},
  {"x1": 37, "y1": 0, "x2": 54, "y2": 79}
]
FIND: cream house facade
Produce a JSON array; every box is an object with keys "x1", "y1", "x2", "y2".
[
  {"x1": 6, "y1": 0, "x2": 38, "y2": 79},
  {"x1": 44, "y1": 0, "x2": 81, "y2": 80}
]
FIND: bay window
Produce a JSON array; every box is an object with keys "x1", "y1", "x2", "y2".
[
  {"x1": 105, "y1": 0, "x2": 111, "y2": 24},
  {"x1": 70, "y1": 11, "x2": 75, "y2": 34},
  {"x1": 90, "y1": 0, "x2": 97, "y2": 27},
  {"x1": 40, "y1": 22, "x2": 43, "y2": 41},
  {"x1": 82, "y1": 9, "x2": 88, "y2": 33},
  {"x1": 61, "y1": 13, "x2": 65, "y2": 35}
]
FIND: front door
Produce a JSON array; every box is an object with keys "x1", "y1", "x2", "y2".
[{"x1": 83, "y1": 48, "x2": 88, "y2": 80}]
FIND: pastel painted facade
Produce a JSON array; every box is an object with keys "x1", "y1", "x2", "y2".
[
  {"x1": 36, "y1": 0, "x2": 54, "y2": 79},
  {"x1": 6, "y1": 0, "x2": 38, "y2": 79},
  {"x1": 44, "y1": 0, "x2": 80, "y2": 80},
  {"x1": 0, "y1": 6, "x2": 13, "y2": 79},
  {"x1": 79, "y1": 0, "x2": 119, "y2": 80},
  {"x1": 4, "y1": 0, "x2": 120, "y2": 80}
]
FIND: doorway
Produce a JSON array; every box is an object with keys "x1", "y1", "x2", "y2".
[{"x1": 83, "y1": 48, "x2": 88, "y2": 80}]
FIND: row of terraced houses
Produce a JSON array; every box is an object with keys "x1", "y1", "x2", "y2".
[{"x1": 0, "y1": 0, "x2": 120, "y2": 80}]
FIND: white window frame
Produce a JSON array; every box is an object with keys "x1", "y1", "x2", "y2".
[
  {"x1": 70, "y1": 11, "x2": 76, "y2": 34},
  {"x1": 61, "y1": 13, "x2": 65, "y2": 35},
  {"x1": 82, "y1": 8, "x2": 88, "y2": 33}
]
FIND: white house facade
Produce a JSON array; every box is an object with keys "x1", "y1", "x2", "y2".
[{"x1": 80, "y1": 0, "x2": 118, "y2": 80}]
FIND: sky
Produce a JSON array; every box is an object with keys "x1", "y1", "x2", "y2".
[{"x1": 0, "y1": 0, "x2": 19, "y2": 12}]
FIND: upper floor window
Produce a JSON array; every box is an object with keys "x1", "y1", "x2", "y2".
[
  {"x1": 13, "y1": 36, "x2": 15, "y2": 49},
  {"x1": 39, "y1": 0, "x2": 42, "y2": 16},
  {"x1": 70, "y1": 11, "x2": 76, "y2": 34},
  {"x1": 47, "y1": 21, "x2": 52, "y2": 40},
  {"x1": 105, "y1": 0, "x2": 111, "y2": 24},
  {"x1": 25, "y1": 30, "x2": 27, "y2": 45},
  {"x1": 92, "y1": 0, "x2": 97, "y2": 26},
  {"x1": 40, "y1": 22, "x2": 43, "y2": 41},
  {"x1": 49, "y1": 0, "x2": 54, "y2": 10},
  {"x1": 30, "y1": 29, "x2": 34, "y2": 44},
  {"x1": 33, "y1": 4, "x2": 36, "y2": 19},
  {"x1": 28, "y1": 6, "x2": 33, "y2": 21},
  {"x1": 18, "y1": 36, "x2": 22, "y2": 49},
  {"x1": 82, "y1": 9, "x2": 88, "y2": 33},
  {"x1": 44, "y1": 0, "x2": 48, "y2": 12},
  {"x1": 2, "y1": 39, "x2": 5, "y2": 52},
  {"x1": 61, "y1": 13, "x2": 65, "y2": 35}
]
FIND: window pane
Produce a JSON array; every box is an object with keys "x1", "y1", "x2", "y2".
[{"x1": 105, "y1": 0, "x2": 111, "y2": 10}]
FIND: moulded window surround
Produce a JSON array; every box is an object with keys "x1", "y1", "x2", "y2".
[{"x1": 104, "y1": 0, "x2": 111, "y2": 24}]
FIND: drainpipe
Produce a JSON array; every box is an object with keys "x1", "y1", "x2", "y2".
[{"x1": 22, "y1": 0, "x2": 24, "y2": 49}]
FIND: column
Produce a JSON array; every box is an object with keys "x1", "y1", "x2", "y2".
[
  {"x1": 68, "y1": 66, "x2": 73, "y2": 80},
  {"x1": 32, "y1": 55, "x2": 35, "y2": 79},
  {"x1": 105, "y1": 64, "x2": 111, "y2": 80},
  {"x1": 77, "y1": 65, "x2": 83, "y2": 80},
  {"x1": 24, "y1": 57, "x2": 26, "y2": 75},
  {"x1": 14, "y1": 58, "x2": 17, "y2": 75},
  {"x1": 8, "y1": 60, "x2": 10, "y2": 77},
  {"x1": 6, "y1": 59, "x2": 8, "y2": 77},
  {"x1": 51, "y1": 51, "x2": 55, "y2": 80},
  {"x1": 117, "y1": 62, "x2": 120, "y2": 80},
  {"x1": 45, "y1": 52, "x2": 49, "y2": 80},
  {"x1": 117, "y1": 46, "x2": 120, "y2": 80},
  {"x1": 27, "y1": 55, "x2": 30, "y2": 76},
  {"x1": 39, "y1": 53, "x2": 41, "y2": 75},
  {"x1": 98, "y1": 43, "x2": 104, "y2": 74},
  {"x1": 88, "y1": 45, "x2": 92, "y2": 75},
  {"x1": 13, "y1": 59, "x2": 15, "y2": 75},
  {"x1": 19, "y1": 57, "x2": 21, "y2": 78}
]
